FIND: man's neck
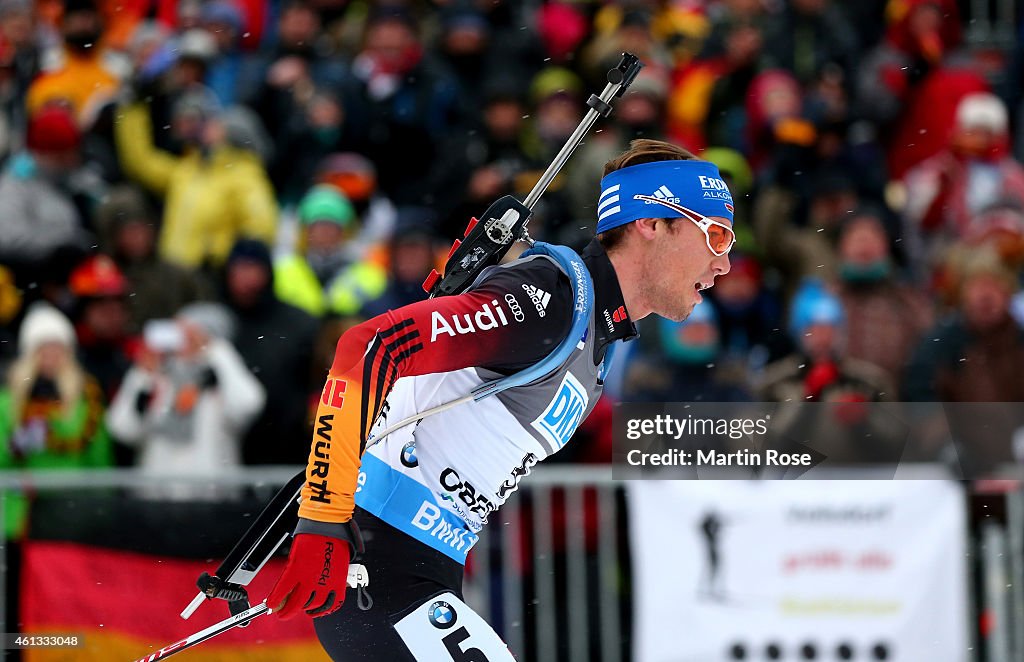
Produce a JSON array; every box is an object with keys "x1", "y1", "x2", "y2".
[{"x1": 605, "y1": 247, "x2": 651, "y2": 320}]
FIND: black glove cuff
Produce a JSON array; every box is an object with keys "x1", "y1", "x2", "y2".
[{"x1": 295, "y1": 518, "x2": 364, "y2": 556}]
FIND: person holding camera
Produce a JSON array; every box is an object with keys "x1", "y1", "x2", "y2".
[{"x1": 105, "y1": 302, "x2": 265, "y2": 500}]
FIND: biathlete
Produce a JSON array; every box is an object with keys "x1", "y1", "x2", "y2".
[{"x1": 266, "y1": 138, "x2": 735, "y2": 660}]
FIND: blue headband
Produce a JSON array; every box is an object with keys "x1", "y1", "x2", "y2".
[{"x1": 596, "y1": 160, "x2": 735, "y2": 233}]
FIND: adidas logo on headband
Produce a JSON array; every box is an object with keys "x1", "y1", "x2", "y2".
[{"x1": 646, "y1": 185, "x2": 680, "y2": 205}]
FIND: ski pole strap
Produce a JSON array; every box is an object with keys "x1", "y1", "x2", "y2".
[{"x1": 470, "y1": 242, "x2": 593, "y2": 401}]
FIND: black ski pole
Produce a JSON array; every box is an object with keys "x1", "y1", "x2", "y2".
[{"x1": 180, "y1": 469, "x2": 305, "y2": 620}]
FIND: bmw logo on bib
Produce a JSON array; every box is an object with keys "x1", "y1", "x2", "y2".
[
  {"x1": 428, "y1": 601, "x2": 457, "y2": 629},
  {"x1": 401, "y1": 441, "x2": 418, "y2": 468}
]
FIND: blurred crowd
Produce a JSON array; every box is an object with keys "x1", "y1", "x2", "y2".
[{"x1": 2, "y1": 0, "x2": 1024, "y2": 500}]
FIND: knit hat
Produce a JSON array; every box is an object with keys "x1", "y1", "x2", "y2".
[
  {"x1": 96, "y1": 185, "x2": 154, "y2": 231},
  {"x1": 789, "y1": 280, "x2": 845, "y2": 340},
  {"x1": 172, "y1": 86, "x2": 221, "y2": 123},
  {"x1": 956, "y1": 92, "x2": 1008, "y2": 134},
  {"x1": 176, "y1": 301, "x2": 236, "y2": 340},
  {"x1": 222, "y1": 106, "x2": 271, "y2": 162},
  {"x1": 315, "y1": 153, "x2": 378, "y2": 203},
  {"x1": 177, "y1": 28, "x2": 217, "y2": 63},
  {"x1": 27, "y1": 105, "x2": 81, "y2": 153},
  {"x1": 625, "y1": 68, "x2": 668, "y2": 102},
  {"x1": 529, "y1": 66, "x2": 583, "y2": 106},
  {"x1": 536, "y1": 3, "x2": 587, "y2": 62},
  {"x1": 392, "y1": 206, "x2": 439, "y2": 244},
  {"x1": 958, "y1": 247, "x2": 1018, "y2": 294},
  {"x1": 201, "y1": 0, "x2": 244, "y2": 33},
  {"x1": 226, "y1": 238, "x2": 273, "y2": 272},
  {"x1": 440, "y1": 6, "x2": 489, "y2": 35},
  {"x1": 19, "y1": 303, "x2": 76, "y2": 356},
  {"x1": 69, "y1": 254, "x2": 128, "y2": 298},
  {"x1": 298, "y1": 185, "x2": 355, "y2": 227}
]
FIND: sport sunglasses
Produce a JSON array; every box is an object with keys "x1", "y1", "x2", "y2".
[{"x1": 632, "y1": 194, "x2": 736, "y2": 256}]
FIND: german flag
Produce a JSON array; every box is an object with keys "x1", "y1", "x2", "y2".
[{"x1": 17, "y1": 490, "x2": 329, "y2": 661}]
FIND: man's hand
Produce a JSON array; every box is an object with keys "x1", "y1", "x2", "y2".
[{"x1": 268, "y1": 529, "x2": 351, "y2": 620}]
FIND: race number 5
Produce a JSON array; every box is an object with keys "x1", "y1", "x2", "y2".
[
  {"x1": 394, "y1": 592, "x2": 514, "y2": 661},
  {"x1": 443, "y1": 627, "x2": 489, "y2": 662}
]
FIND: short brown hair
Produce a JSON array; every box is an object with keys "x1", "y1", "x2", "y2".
[{"x1": 598, "y1": 139, "x2": 698, "y2": 251}]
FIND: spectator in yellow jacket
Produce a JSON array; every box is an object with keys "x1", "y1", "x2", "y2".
[{"x1": 114, "y1": 88, "x2": 278, "y2": 271}]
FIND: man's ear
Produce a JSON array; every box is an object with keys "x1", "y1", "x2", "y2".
[{"x1": 633, "y1": 217, "x2": 661, "y2": 239}]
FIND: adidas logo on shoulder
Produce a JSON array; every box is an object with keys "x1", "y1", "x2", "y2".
[
  {"x1": 521, "y1": 284, "x2": 551, "y2": 317},
  {"x1": 646, "y1": 185, "x2": 680, "y2": 204}
]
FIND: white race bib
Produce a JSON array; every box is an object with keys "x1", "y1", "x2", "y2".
[{"x1": 393, "y1": 592, "x2": 515, "y2": 661}]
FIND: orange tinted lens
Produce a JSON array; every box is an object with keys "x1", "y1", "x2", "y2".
[{"x1": 706, "y1": 223, "x2": 734, "y2": 254}]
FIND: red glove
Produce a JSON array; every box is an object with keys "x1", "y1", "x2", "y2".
[
  {"x1": 832, "y1": 392, "x2": 869, "y2": 427},
  {"x1": 268, "y1": 531, "x2": 351, "y2": 620},
  {"x1": 804, "y1": 361, "x2": 839, "y2": 401}
]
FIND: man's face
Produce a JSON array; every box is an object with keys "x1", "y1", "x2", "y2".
[
  {"x1": 35, "y1": 149, "x2": 80, "y2": 177},
  {"x1": 115, "y1": 220, "x2": 157, "y2": 262},
  {"x1": 278, "y1": 6, "x2": 319, "y2": 48},
  {"x1": 172, "y1": 110, "x2": 206, "y2": 145},
  {"x1": 227, "y1": 260, "x2": 270, "y2": 307},
  {"x1": 363, "y1": 20, "x2": 419, "y2": 72},
  {"x1": 714, "y1": 268, "x2": 758, "y2": 309},
  {"x1": 392, "y1": 239, "x2": 434, "y2": 283},
  {"x1": 809, "y1": 189, "x2": 857, "y2": 230},
  {"x1": 802, "y1": 322, "x2": 838, "y2": 360},
  {"x1": 536, "y1": 96, "x2": 581, "y2": 145},
  {"x1": 174, "y1": 58, "x2": 207, "y2": 87},
  {"x1": 617, "y1": 94, "x2": 660, "y2": 133},
  {"x1": 204, "y1": 20, "x2": 236, "y2": 51},
  {"x1": 62, "y1": 10, "x2": 102, "y2": 51},
  {"x1": 306, "y1": 221, "x2": 346, "y2": 254},
  {"x1": 83, "y1": 297, "x2": 128, "y2": 341},
  {"x1": 2, "y1": 7, "x2": 33, "y2": 49},
  {"x1": 484, "y1": 99, "x2": 524, "y2": 142},
  {"x1": 838, "y1": 216, "x2": 889, "y2": 265},
  {"x1": 725, "y1": 25, "x2": 762, "y2": 66},
  {"x1": 642, "y1": 217, "x2": 731, "y2": 322},
  {"x1": 36, "y1": 341, "x2": 70, "y2": 379},
  {"x1": 952, "y1": 126, "x2": 1000, "y2": 159},
  {"x1": 961, "y1": 275, "x2": 1011, "y2": 331}
]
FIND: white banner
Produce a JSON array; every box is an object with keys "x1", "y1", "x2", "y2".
[{"x1": 628, "y1": 481, "x2": 969, "y2": 662}]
